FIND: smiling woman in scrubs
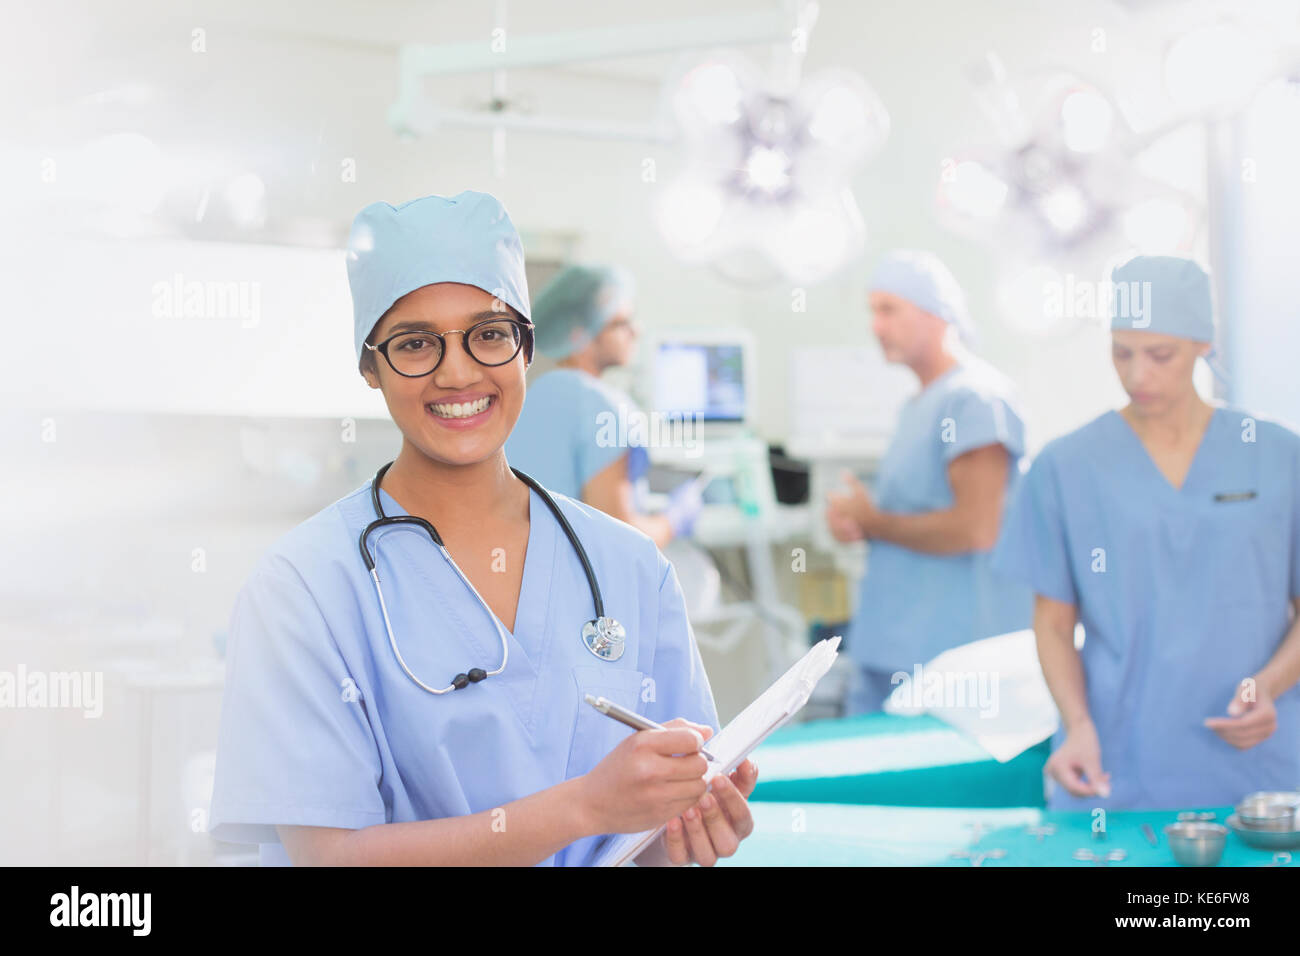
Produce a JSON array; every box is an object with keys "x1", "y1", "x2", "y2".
[
  {"x1": 826, "y1": 250, "x2": 1032, "y2": 714},
  {"x1": 207, "y1": 192, "x2": 756, "y2": 865},
  {"x1": 505, "y1": 265, "x2": 702, "y2": 547},
  {"x1": 993, "y1": 255, "x2": 1300, "y2": 809}
]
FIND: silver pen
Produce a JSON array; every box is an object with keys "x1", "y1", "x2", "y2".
[{"x1": 584, "y1": 694, "x2": 718, "y2": 762}]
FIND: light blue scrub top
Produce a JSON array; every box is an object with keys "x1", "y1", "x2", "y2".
[
  {"x1": 208, "y1": 479, "x2": 718, "y2": 865},
  {"x1": 993, "y1": 406, "x2": 1300, "y2": 810},
  {"x1": 506, "y1": 369, "x2": 644, "y2": 498},
  {"x1": 846, "y1": 360, "x2": 1033, "y2": 673}
]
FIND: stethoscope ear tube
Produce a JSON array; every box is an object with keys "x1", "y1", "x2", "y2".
[
  {"x1": 359, "y1": 515, "x2": 444, "y2": 572},
  {"x1": 509, "y1": 467, "x2": 605, "y2": 618},
  {"x1": 360, "y1": 460, "x2": 447, "y2": 572}
]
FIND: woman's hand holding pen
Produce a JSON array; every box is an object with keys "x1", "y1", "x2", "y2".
[{"x1": 578, "y1": 722, "x2": 712, "y2": 834}]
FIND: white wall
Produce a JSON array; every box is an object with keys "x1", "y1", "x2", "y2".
[{"x1": 2, "y1": 234, "x2": 386, "y2": 418}]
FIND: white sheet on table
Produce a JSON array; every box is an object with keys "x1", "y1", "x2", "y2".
[{"x1": 882, "y1": 629, "x2": 1058, "y2": 763}]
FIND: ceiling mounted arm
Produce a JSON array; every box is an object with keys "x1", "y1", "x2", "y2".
[{"x1": 388, "y1": 2, "x2": 815, "y2": 139}]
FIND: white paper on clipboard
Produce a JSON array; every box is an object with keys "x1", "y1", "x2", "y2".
[{"x1": 590, "y1": 636, "x2": 841, "y2": 867}]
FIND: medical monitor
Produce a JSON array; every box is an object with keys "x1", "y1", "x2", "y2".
[{"x1": 648, "y1": 331, "x2": 754, "y2": 428}]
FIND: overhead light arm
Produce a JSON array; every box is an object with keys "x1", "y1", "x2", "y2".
[{"x1": 388, "y1": 3, "x2": 813, "y2": 139}]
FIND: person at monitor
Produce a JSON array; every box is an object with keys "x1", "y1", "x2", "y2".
[
  {"x1": 825, "y1": 249, "x2": 1032, "y2": 714},
  {"x1": 506, "y1": 264, "x2": 702, "y2": 547}
]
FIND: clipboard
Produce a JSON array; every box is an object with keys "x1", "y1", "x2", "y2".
[{"x1": 591, "y1": 636, "x2": 841, "y2": 866}]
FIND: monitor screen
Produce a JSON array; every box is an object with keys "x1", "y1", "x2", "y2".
[{"x1": 652, "y1": 342, "x2": 747, "y2": 422}]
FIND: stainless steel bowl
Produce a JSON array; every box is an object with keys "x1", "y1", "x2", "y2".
[
  {"x1": 1163, "y1": 822, "x2": 1228, "y2": 866},
  {"x1": 1236, "y1": 797, "x2": 1299, "y2": 828},
  {"x1": 1235, "y1": 791, "x2": 1300, "y2": 828},
  {"x1": 1226, "y1": 814, "x2": 1300, "y2": 850},
  {"x1": 1237, "y1": 790, "x2": 1300, "y2": 806},
  {"x1": 1240, "y1": 790, "x2": 1300, "y2": 805}
]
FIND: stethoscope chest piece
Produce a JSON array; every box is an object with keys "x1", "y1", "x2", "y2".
[{"x1": 582, "y1": 616, "x2": 626, "y2": 661}]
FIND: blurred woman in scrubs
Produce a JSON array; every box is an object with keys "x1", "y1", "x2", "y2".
[
  {"x1": 505, "y1": 265, "x2": 702, "y2": 547},
  {"x1": 994, "y1": 255, "x2": 1300, "y2": 809},
  {"x1": 208, "y1": 193, "x2": 756, "y2": 865},
  {"x1": 826, "y1": 250, "x2": 1031, "y2": 714}
]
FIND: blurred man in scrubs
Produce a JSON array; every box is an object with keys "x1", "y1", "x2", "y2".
[
  {"x1": 994, "y1": 255, "x2": 1300, "y2": 809},
  {"x1": 506, "y1": 264, "x2": 701, "y2": 547},
  {"x1": 826, "y1": 250, "x2": 1031, "y2": 714}
]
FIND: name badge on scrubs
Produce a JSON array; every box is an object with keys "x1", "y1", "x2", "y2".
[{"x1": 1213, "y1": 490, "x2": 1257, "y2": 503}]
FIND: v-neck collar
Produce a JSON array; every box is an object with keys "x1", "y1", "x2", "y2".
[
  {"x1": 1108, "y1": 406, "x2": 1222, "y2": 495},
  {"x1": 376, "y1": 484, "x2": 558, "y2": 656},
  {"x1": 374, "y1": 486, "x2": 561, "y2": 738}
]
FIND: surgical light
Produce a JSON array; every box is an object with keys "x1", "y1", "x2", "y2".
[
  {"x1": 768, "y1": 190, "x2": 864, "y2": 284},
  {"x1": 654, "y1": 176, "x2": 727, "y2": 255},
  {"x1": 743, "y1": 145, "x2": 792, "y2": 194},
  {"x1": 654, "y1": 52, "x2": 887, "y2": 284},
  {"x1": 673, "y1": 60, "x2": 748, "y2": 134},
  {"x1": 1037, "y1": 185, "x2": 1090, "y2": 237},
  {"x1": 800, "y1": 70, "x2": 890, "y2": 160},
  {"x1": 940, "y1": 160, "x2": 1009, "y2": 220}
]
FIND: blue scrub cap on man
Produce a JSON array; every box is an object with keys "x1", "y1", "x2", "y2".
[
  {"x1": 1109, "y1": 255, "x2": 1214, "y2": 343},
  {"x1": 532, "y1": 264, "x2": 636, "y2": 359},
  {"x1": 867, "y1": 249, "x2": 974, "y2": 343},
  {"x1": 346, "y1": 191, "x2": 531, "y2": 367}
]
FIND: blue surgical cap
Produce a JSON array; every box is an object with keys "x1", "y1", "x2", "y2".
[
  {"x1": 867, "y1": 249, "x2": 973, "y2": 342},
  {"x1": 1109, "y1": 255, "x2": 1214, "y2": 343},
  {"x1": 346, "y1": 191, "x2": 531, "y2": 366},
  {"x1": 532, "y1": 264, "x2": 636, "y2": 359}
]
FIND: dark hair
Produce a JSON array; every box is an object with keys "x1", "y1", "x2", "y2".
[{"x1": 358, "y1": 304, "x2": 534, "y2": 377}]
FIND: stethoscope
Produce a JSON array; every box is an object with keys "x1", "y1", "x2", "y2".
[{"x1": 358, "y1": 461, "x2": 627, "y2": 694}]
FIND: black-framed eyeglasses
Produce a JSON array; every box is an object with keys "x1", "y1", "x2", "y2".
[{"x1": 365, "y1": 317, "x2": 534, "y2": 377}]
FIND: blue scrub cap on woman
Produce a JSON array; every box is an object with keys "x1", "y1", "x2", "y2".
[
  {"x1": 1109, "y1": 255, "x2": 1214, "y2": 343},
  {"x1": 346, "y1": 191, "x2": 531, "y2": 366},
  {"x1": 867, "y1": 249, "x2": 974, "y2": 343},
  {"x1": 531, "y1": 264, "x2": 637, "y2": 359}
]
